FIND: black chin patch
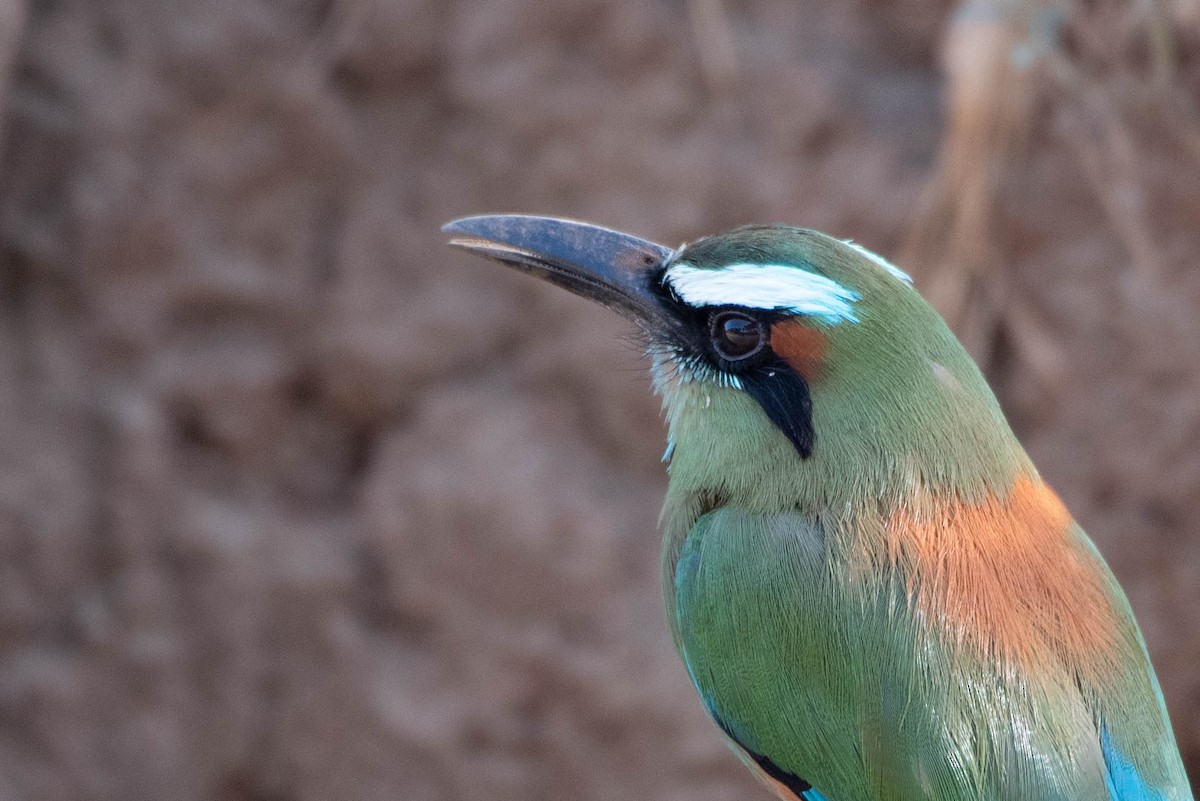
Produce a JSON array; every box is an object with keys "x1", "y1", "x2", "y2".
[{"x1": 741, "y1": 363, "x2": 815, "y2": 458}]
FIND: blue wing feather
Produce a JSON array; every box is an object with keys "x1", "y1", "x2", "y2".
[{"x1": 1104, "y1": 728, "x2": 1172, "y2": 801}]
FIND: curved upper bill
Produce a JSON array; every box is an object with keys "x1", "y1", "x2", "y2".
[{"x1": 442, "y1": 215, "x2": 673, "y2": 322}]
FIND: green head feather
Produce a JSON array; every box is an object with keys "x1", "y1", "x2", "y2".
[{"x1": 652, "y1": 226, "x2": 1032, "y2": 557}]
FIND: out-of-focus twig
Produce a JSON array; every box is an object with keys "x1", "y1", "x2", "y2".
[{"x1": 903, "y1": 0, "x2": 1054, "y2": 365}]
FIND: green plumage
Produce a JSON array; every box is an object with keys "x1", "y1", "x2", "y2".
[
  {"x1": 673, "y1": 508, "x2": 1182, "y2": 800},
  {"x1": 655, "y1": 229, "x2": 1027, "y2": 613},
  {"x1": 659, "y1": 229, "x2": 1191, "y2": 801},
  {"x1": 444, "y1": 215, "x2": 1192, "y2": 801}
]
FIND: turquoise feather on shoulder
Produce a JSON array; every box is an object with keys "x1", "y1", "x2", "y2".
[{"x1": 1105, "y1": 728, "x2": 1175, "y2": 801}]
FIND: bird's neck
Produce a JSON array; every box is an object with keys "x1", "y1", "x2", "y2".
[
  {"x1": 654, "y1": 343, "x2": 1035, "y2": 609},
  {"x1": 658, "y1": 368, "x2": 1031, "y2": 512}
]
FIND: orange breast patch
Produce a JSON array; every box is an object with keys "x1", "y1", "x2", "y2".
[{"x1": 883, "y1": 476, "x2": 1124, "y2": 678}]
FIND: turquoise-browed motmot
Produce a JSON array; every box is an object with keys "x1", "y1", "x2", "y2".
[{"x1": 443, "y1": 215, "x2": 1193, "y2": 801}]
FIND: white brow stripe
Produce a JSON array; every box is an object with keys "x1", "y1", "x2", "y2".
[
  {"x1": 665, "y1": 263, "x2": 860, "y2": 323},
  {"x1": 843, "y1": 240, "x2": 912, "y2": 284}
]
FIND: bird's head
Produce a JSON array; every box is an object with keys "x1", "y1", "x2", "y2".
[{"x1": 445, "y1": 216, "x2": 1029, "y2": 514}]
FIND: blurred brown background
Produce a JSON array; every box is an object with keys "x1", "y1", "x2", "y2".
[{"x1": 0, "y1": 1, "x2": 1197, "y2": 799}]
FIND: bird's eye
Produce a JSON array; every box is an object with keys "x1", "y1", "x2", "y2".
[{"x1": 710, "y1": 311, "x2": 765, "y2": 362}]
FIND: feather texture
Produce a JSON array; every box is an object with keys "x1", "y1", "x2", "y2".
[
  {"x1": 654, "y1": 227, "x2": 1192, "y2": 801},
  {"x1": 673, "y1": 486, "x2": 1190, "y2": 800}
]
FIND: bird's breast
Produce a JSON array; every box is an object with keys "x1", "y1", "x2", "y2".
[{"x1": 875, "y1": 475, "x2": 1129, "y2": 682}]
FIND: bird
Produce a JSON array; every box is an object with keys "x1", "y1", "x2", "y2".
[{"x1": 442, "y1": 214, "x2": 1193, "y2": 801}]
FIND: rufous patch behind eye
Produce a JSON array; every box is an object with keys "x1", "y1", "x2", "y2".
[{"x1": 770, "y1": 320, "x2": 828, "y2": 380}]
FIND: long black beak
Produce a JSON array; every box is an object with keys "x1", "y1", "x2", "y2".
[{"x1": 442, "y1": 215, "x2": 673, "y2": 322}]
